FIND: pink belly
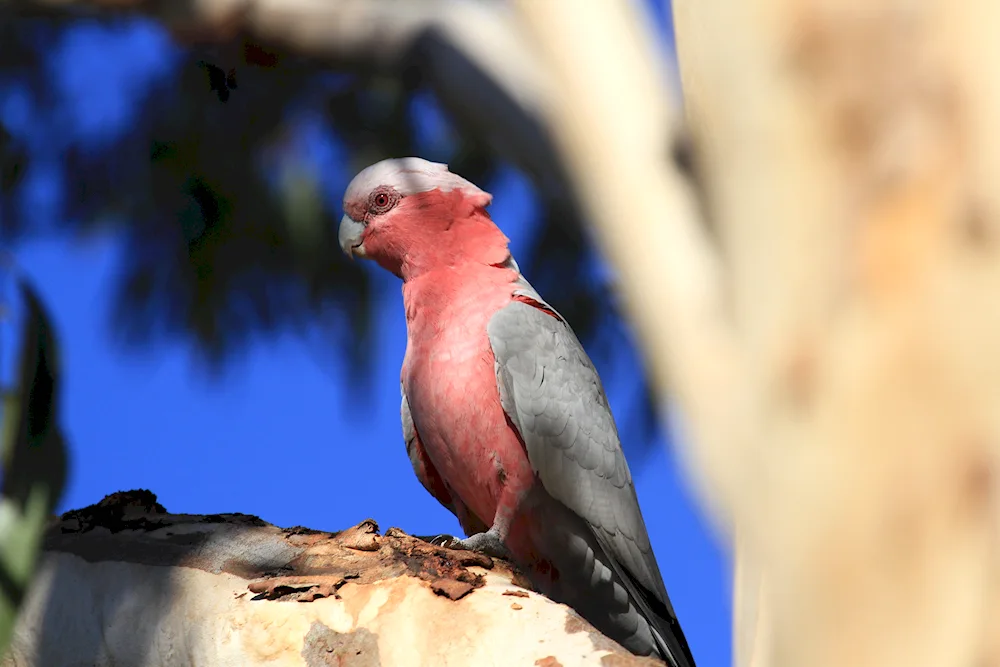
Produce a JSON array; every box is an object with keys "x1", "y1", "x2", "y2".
[
  {"x1": 400, "y1": 265, "x2": 545, "y2": 566},
  {"x1": 403, "y1": 333, "x2": 535, "y2": 530}
]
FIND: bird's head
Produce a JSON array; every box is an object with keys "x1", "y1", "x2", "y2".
[{"x1": 339, "y1": 157, "x2": 510, "y2": 280}]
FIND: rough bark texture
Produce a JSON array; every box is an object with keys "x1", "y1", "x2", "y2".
[{"x1": 3, "y1": 490, "x2": 660, "y2": 667}]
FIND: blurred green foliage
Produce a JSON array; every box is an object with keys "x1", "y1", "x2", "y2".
[{"x1": 0, "y1": 280, "x2": 67, "y2": 655}]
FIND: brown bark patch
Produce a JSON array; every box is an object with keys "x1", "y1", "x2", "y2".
[
  {"x1": 565, "y1": 613, "x2": 621, "y2": 654},
  {"x1": 535, "y1": 657, "x2": 563, "y2": 667},
  {"x1": 430, "y1": 578, "x2": 474, "y2": 600},
  {"x1": 249, "y1": 574, "x2": 357, "y2": 602},
  {"x1": 563, "y1": 613, "x2": 662, "y2": 665},
  {"x1": 58, "y1": 489, "x2": 168, "y2": 533},
  {"x1": 338, "y1": 520, "x2": 382, "y2": 552},
  {"x1": 253, "y1": 522, "x2": 491, "y2": 603},
  {"x1": 301, "y1": 622, "x2": 380, "y2": 667},
  {"x1": 45, "y1": 494, "x2": 521, "y2": 608}
]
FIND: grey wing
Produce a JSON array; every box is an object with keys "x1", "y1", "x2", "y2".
[
  {"x1": 488, "y1": 298, "x2": 667, "y2": 599},
  {"x1": 401, "y1": 386, "x2": 422, "y2": 484},
  {"x1": 489, "y1": 290, "x2": 694, "y2": 665}
]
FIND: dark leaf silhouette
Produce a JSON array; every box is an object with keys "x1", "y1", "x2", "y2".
[
  {"x1": 0, "y1": 13, "x2": 663, "y2": 457},
  {"x1": 0, "y1": 278, "x2": 69, "y2": 653}
]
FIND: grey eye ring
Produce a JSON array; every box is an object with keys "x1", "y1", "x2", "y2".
[{"x1": 369, "y1": 188, "x2": 398, "y2": 214}]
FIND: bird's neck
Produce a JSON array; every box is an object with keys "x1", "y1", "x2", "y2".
[
  {"x1": 397, "y1": 213, "x2": 511, "y2": 282},
  {"x1": 401, "y1": 258, "x2": 519, "y2": 339}
]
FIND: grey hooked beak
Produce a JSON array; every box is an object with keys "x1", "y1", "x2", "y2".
[{"x1": 338, "y1": 215, "x2": 367, "y2": 259}]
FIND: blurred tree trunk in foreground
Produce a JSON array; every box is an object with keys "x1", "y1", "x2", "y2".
[
  {"x1": 516, "y1": 1, "x2": 1000, "y2": 667},
  {"x1": 3, "y1": 491, "x2": 658, "y2": 666}
]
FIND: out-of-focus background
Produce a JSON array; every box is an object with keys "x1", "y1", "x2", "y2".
[{"x1": 0, "y1": 1, "x2": 728, "y2": 664}]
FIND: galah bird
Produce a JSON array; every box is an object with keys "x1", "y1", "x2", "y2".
[{"x1": 339, "y1": 157, "x2": 696, "y2": 666}]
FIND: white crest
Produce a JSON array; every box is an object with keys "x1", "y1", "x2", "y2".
[{"x1": 344, "y1": 157, "x2": 490, "y2": 203}]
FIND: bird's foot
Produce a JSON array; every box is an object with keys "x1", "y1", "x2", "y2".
[
  {"x1": 431, "y1": 528, "x2": 511, "y2": 561},
  {"x1": 425, "y1": 534, "x2": 460, "y2": 548}
]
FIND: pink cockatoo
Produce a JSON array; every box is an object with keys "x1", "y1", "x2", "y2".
[{"x1": 339, "y1": 157, "x2": 696, "y2": 666}]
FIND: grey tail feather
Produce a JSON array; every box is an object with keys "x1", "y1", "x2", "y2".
[{"x1": 591, "y1": 529, "x2": 697, "y2": 667}]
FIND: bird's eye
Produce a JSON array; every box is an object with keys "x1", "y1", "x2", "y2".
[{"x1": 370, "y1": 189, "x2": 397, "y2": 214}]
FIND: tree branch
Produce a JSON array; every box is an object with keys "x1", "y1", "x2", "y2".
[
  {"x1": 512, "y1": 0, "x2": 739, "y2": 524},
  {"x1": 3, "y1": 491, "x2": 659, "y2": 666}
]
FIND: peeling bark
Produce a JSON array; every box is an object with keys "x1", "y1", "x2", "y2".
[{"x1": 3, "y1": 491, "x2": 659, "y2": 667}]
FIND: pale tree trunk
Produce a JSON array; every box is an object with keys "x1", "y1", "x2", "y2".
[
  {"x1": 515, "y1": 1, "x2": 1000, "y2": 667},
  {"x1": 3, "y1": 491, "x2": 659, "y2": 666}
]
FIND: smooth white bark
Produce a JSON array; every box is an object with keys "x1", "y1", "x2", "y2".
[{"x1": 4, "y1": 510, "x2": 654, "y2": 667}]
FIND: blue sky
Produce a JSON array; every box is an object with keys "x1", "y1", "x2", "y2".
[{"x1": 1, "y1": 8, "x2": 730, "y2": 666}]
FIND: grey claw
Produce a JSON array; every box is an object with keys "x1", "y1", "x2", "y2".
[
  {"x1": 428, "y1": 534, "x2": 459, "y2": 548},
  {"x1": 450, "y1": 530, "x2": 511, "y2": 561}
]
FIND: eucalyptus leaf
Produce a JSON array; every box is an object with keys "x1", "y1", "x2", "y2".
[{"x1": 0, "y1": 281, "x2": 67, "y2": 657}]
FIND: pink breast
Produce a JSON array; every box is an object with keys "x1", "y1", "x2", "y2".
[{"x1": 401, "y1": 267, "x2": 536, "y2": 533}]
